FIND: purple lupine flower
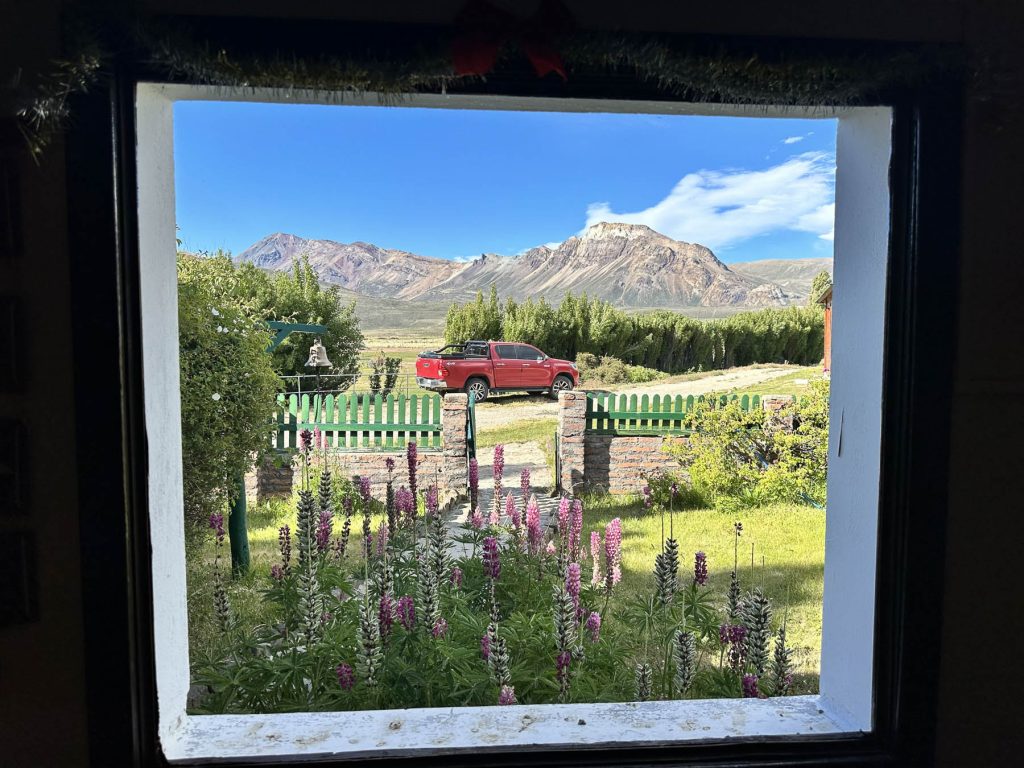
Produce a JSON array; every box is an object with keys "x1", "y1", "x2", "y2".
[
  {"x1": 586, "y1": 611, "x2": 602, "y2": 643},
  {"x1": 742, "y1": 674, "x2": 760, "y2": 699},
  {"x1": 407, "y1": 441, "x2": 418, "y2": 502},
  {"x1": 694, "y1": 551, "x2": 709, "y2": 586},
  {"x1": 557, "y1": 496, "x2": 571, "y2": 539},
  {"x1": 470, "y1": 507, "x2": 484, "y2": 530},
  {"x1": 358, "y1": 475, "x2": 372, "y2": 504},
  {"x1": 642, "y1": 485, "x2": 653, "y2": 509},
  {"x1": 396, "y1": 595, "x2": 415, "y2": 631},
  {"x1": 336, "y1": 662, "x2": 355, "y2": 690},
  {"x1": 378, "y1": 593, "x2": 394, "y2": 639},
  {"x1": 483, "y1": 536, "x2": 501, "y2": 580},
  {"x1": 734, "y1": 521, "x2": 743, "y2": 536},
  {"x1": 498, "y1": 685, "x2": 517, "y2": 705},
  {"x1": 270, "y1": 564, "x2": 284, "y2": 581},
  {"x1": 506, "y1": 492, "x2": 520, "y2": 534},
  {"x1": 526, "y1": 495, "x2": 542, "y2": 555},
  {"x1": 209, "y1": 512, "x2": 225, "y2": 544},
  {"x1": 590, "y1": 530, "x2": 603, "y2": 586},
  {"x1": 488, "y1": 502, "x2": 500, "y2": 527},
  {"x1": 520, "y1": 467, "x2": 530, "y2": 500},
  {"x1": 395, "y1": 486, "x2": 414, "y2": 524},
  {"x1": 469, "y1": 458, "x2": 479, "y2": 507},
  {"x1": 720, "y1": 624, "x2": 748, "y2": 669},
  {"x1": 493, "y1": 444, "x2": 505, "y2": 482},
  {"x1": 556, "y1": 650, "x2": 572, "y2": 678},
  {"x1": 670, "y1": 482, "x2": 679, "y2": 498},
  {"x1": 425, "y1": 485, "x2": 439, "y2": 517},
  {"x1": 376, "y1": 521, "x2": 389, "y2": 556},
  {"x1": 278, "y1": 524, "x2": 291, "y2": 568},
  {"x1": 432, "y1": 617, "x2": 448, "y2": 638},
  {"x1": 316, "y1": 510, "x2": 333, "y2": 554},
  {"x1": 604, "y1": 518, "x2": 623, "y2": 591},
  {"x1": 299, "y1": 428, "x2": 313, "y2": 453},
  {"x1": 480, "y1": 633, "x2": 492, "y2": 661},
  {"x1": 385, "y1": 456, "x2": 395, "y2": 473},
  {"x1": 449, "y1": 566, "x2": 463, "y2": 588},
  {"x1": 566, "y1": 562, "x2": 582, "y2": 619},
  {"x1": 569, "y1": 499, "x2": 583, "y2": 561}
]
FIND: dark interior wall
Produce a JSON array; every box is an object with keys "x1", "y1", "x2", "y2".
[{"x1": 2, "y1": 1, "x2": 1021, "y2": 765}]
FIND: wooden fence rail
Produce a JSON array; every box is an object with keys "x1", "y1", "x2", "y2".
[
  {"x1": 273, "y1": 392, "x2": 443, "y2": 450},
  {"x1": 585, "y1": 392, "x2": 788, "y2": 436}
]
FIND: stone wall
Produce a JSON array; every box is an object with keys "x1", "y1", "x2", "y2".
[
  {"x1": 557, "y1": 390, "x2": 795, "y2": 495},
  {"x1": 248, "y1": 393, "x2": 468, "y2": 502},
  {"x1": 582, "y1": 434, "x2": 683, "y2": 494}
]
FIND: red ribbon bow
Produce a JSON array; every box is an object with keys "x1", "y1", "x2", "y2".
[{"x1": 451, "y1": 0, "x2": 573, "y2": 81}]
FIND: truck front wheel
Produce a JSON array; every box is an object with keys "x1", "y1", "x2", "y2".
[
  {"x1": 466, "y1": 378, "x2": 490, "y2": 403},
  {"x1": 550, "y1": 374, "x2": 574, "y2": 399}
]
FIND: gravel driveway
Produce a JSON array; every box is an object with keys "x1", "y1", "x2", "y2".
[{"x1": 473, "y1": 365, "x2": 795, "y2": 430}]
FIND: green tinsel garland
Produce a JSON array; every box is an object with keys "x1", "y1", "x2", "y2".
[{"x1": 15, "y1": 17, "x2": 969, "y2": 161}]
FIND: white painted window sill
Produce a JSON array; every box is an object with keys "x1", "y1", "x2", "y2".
[{"x1": 164, "y1": 695, "x2": 856, "y2": 763}]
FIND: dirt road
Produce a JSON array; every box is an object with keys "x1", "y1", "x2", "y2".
[{"x1": 473, "y1": 365, "x2": 795, "y2": 430}]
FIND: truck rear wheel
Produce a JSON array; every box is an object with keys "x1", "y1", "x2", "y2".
[
  {"x1": 466, "y1": 377, "x2": 490, "y2": 403},
  {"x1": 550, "y1": 374, "x2": 574, "y2": 399}
]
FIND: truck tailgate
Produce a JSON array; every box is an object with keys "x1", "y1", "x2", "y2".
[{"x1": 416, "y1": 357, "x2": 445, "y2": 380}]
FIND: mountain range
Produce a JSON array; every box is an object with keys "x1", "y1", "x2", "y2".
[{"x1": 236, "y1": 223, "x2": 832, "y2": 309}]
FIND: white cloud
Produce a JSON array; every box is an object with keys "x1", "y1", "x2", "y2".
[
  {"x1": 783, "y1": 136, "x2": 805, "y2": 144},
  {"x1": 583, "y1": 151, "x2": 835, "y2": 251}
]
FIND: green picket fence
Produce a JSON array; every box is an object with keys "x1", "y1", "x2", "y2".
[
  {"x1": 274, "y1": 392, "x2": 443, "y2": 450},
  {"x1": 585, "y1": 392, "x2": 775, "y2": 436}
]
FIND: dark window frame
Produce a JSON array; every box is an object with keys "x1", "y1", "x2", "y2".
[{"x1": 65, "y1": 18, "x2": 960, "y2": 768}]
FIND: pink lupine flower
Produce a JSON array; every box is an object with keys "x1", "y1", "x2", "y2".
[
  {"x1": 480, "y1": 633, "x2": 491, "y2": 661},
  {"x1": 432, "y1": 617, "x2": 448, "y2": 638},
  {"x1": 498, "y1": 685, "x2": 517, "y2": 705},
  {"x1": 312, "y1": 427, "x2": 322, "y2": 452},
  {"x1": 557, "y1": 496, "x2": 571, "y2": 539},
  {"x1": 742, "y1": 674, "x2": 760, "y2": 698},
  {"x1": 488, "y1": 502, "x2": 500, "y2": 527},
  {"x1": 566, "y1": 563, "x2": 582, "y2": 618},
  {"x1": 642, "y1": 484, "x2": 652, "y2": 509},
  {"x1": 569, "y1": 499, "x2": 583, "y2": 560},
  {"x1": 270, "y1": 564, "x2": 284, "y2": 581},
  {"x1": 526, "y1": 495, "x2": 542, "y2": 555},
  {"x1": 604, "y1": 518, "x2": 623, "y2": 592},
  {"x1": 469, "y1": 458, "x2": 479, "y2": 506},
  {"x1": 590, "y1": 530, "x2": 603, "y2": 586},
  {"x1": 483, "y1": 536, "x2": 501, "y2": 580},
  {"x1": 694, "y1": 551, "x2": 709, "y2": 586},
  {"x1": 336, "y1": 662, "x2": 355, "y2": 690},
  {"x1": 376, "y1": 521, "x2": 389, "y2": 556},
  {"x1": 545, "y1": 540, "x2": 557, "y2": 556},
  {"x1": 506, "y1": 492, "x2": 520, "y2": 534},
  {"x1": 520, "y1": 467, "x2": 530, "y2": 500},
  {"x1": 470, "y1": 507, "x2": 484, "y2": 530},
  {"x1": 493, "y1": 444, "x2": 505, "y2": 482},
  {"x1": 449, "y1": 566, "x2": 463, "y2": 588},
  {"x1": 586, "y1": 611, "x2": 601, "y2": 643},
  {"x1": 396, "y1": 595, "x2": 415, "y2": 631}
]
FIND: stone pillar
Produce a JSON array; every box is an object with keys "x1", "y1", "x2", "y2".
[
  {"x1": 557, "y1": 390, "x2": 587, "y2": 494},
  {"x1": 442, "y1": 393, "x2": 469, "y2": 495},
  {"x1": 256, "y1": 452, "x2": 294, "y2": 504}
]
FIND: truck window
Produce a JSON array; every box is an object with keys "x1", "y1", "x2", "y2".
[
  {"x1": 495, "y1": 344, "x2": 518, "y2": 360},
  {"x1": 516, "y1": 344, "x2": 543, "y2": 360}
]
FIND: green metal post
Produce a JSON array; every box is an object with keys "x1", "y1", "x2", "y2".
[{"x1": 229, "y1": 476, "x2": 250, "y2": 575}]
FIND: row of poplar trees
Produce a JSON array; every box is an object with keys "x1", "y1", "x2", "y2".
[{"x1": 444, "y1": 286, "x2": 824, "y2": 374}]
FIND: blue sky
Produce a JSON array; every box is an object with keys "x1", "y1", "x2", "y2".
[{"x1": 174, "y1": 102, "x2": 836, "y2": 264}]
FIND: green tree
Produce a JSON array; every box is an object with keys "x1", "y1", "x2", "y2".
[
  {"x1": 809, "y1": 270, "x2": 833, "y2": 304},
  {"x1": 177, "y1": 254, "x2": 282, "y2": 546}
]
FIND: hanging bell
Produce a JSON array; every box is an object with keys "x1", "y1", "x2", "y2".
[{"x1": 305, "y1": 338, "x2": 333, "y2": 368}]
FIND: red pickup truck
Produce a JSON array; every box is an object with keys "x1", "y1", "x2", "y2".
[{"x1": 415, "y1": 340, "x2": 579, "y2": 402}]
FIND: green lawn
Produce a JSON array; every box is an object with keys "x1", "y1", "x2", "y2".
[
  {"x1": 581, "y1": 493, "x2": 825, "y2": 684},
  {"x1": 475, "y1": 418, "x2": 557, "y2": 449},
  {"x1": 721, "y1": 365, "x2": 824, "y2": 399}
]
